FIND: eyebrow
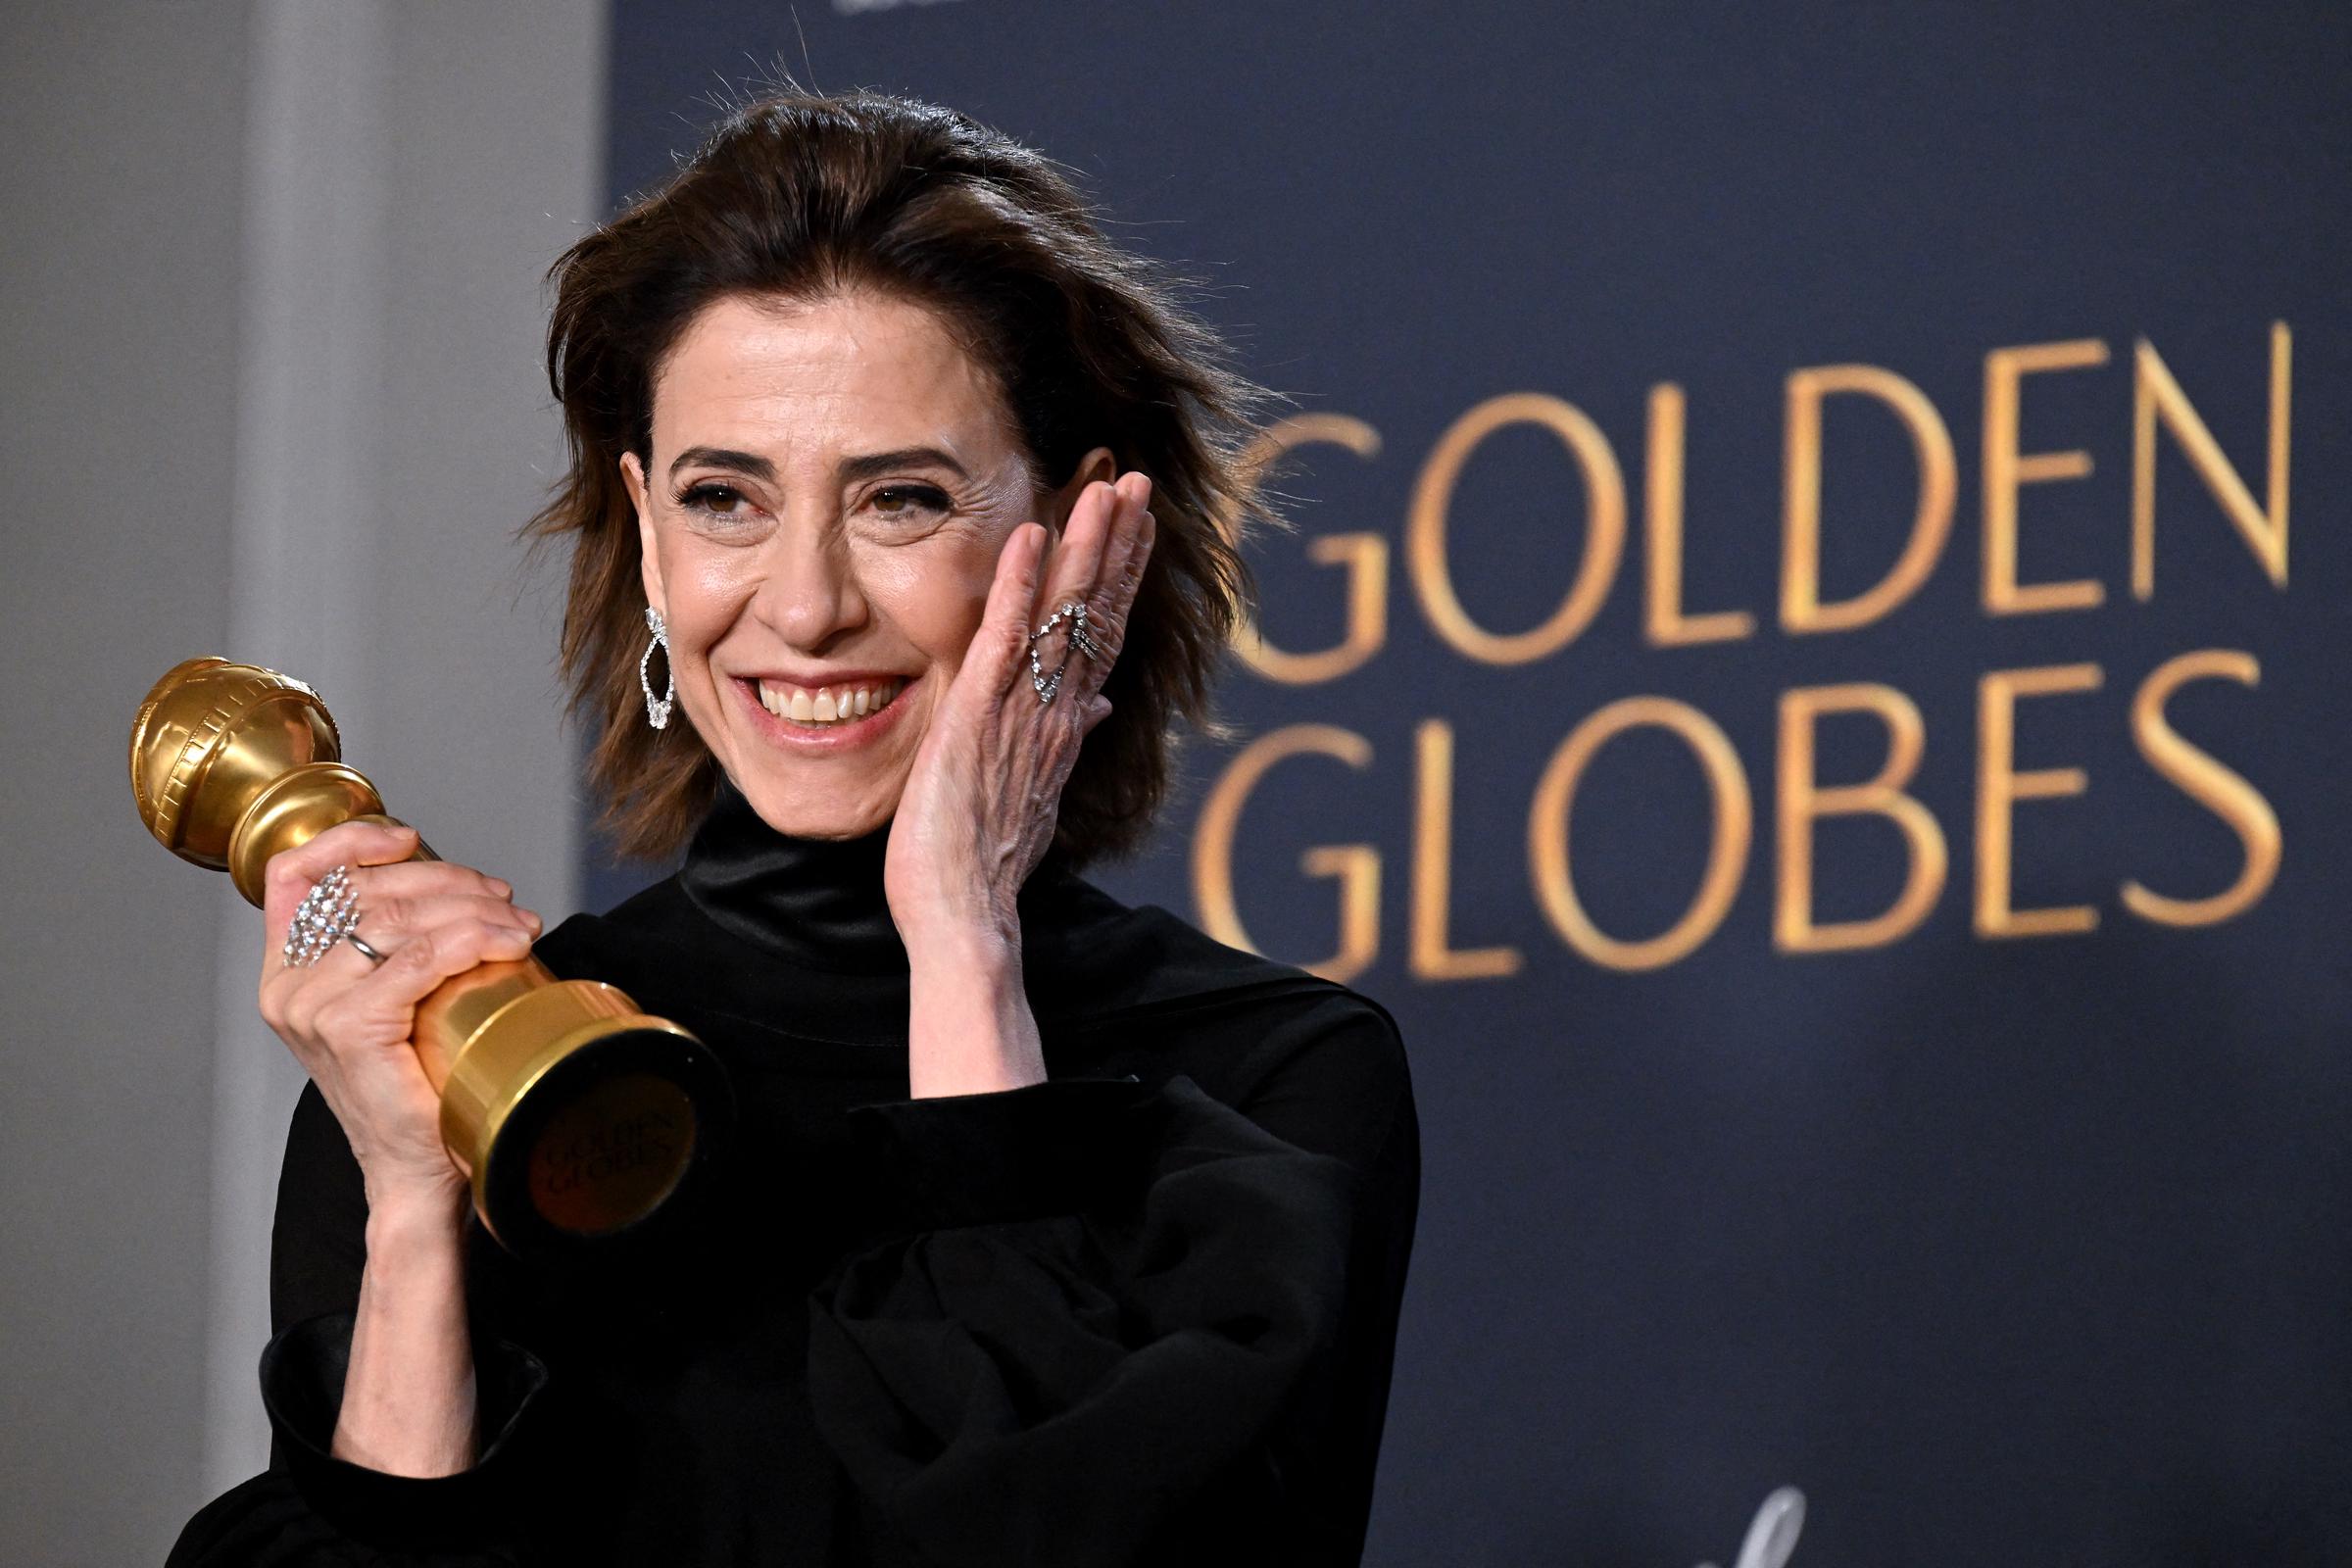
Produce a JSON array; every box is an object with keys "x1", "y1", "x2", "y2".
[
  {"x1": 667, "y1": 446, "x2": 775, "y2": 482},
  {"x1": 666, "y1": 445, "x2": 972, "y2": 485}
]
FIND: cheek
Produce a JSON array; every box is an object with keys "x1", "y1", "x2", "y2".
[
  {"x1": 665, "y1": 549, "x2": 761, "y2": 666},
  {"x1": 858, "y1": 532, "x2": 1005, "y2": 668}
]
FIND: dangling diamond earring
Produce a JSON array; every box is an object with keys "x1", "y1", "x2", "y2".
[{"x1": 640, "y1": 605, "x2": 675, "y2": 730}]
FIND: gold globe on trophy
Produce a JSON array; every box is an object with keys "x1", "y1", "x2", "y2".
[{"x1": 130, "y1": 657, "x2": 730, "y2": 1252}]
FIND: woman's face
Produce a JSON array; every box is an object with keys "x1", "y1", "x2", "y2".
[{"x1": 623, "y1": 289, "x2": 1109, "y2": 840}]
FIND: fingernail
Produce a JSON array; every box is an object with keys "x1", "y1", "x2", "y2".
[{"x1": 489, "y1": 877, "x2": 513, "y2": 896}]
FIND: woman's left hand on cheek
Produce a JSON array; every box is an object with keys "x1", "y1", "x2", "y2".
[{"x1": 884, "y1": 471, "x2": 1155, "y2": 953}]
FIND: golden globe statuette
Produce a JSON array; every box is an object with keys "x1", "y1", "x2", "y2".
[{"x1": 130, "y1": 657, "x2": 729, "y2": 1252}]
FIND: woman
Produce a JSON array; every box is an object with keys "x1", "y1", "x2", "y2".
[{"x1": 170, "y1": 88, "x2": 1418, "y2": 1567}]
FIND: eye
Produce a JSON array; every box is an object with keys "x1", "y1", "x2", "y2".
[
  {"x1": 675, "y1": 481, "x2": 754, "y2": 519},
  {"x1": 866, "y1": 484, "x2": 953, "y2": 521}
]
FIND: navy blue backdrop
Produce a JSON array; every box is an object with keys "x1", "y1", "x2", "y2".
[{"x1": 591, "y1": 5, "x2": 2352, "y2": 1563}]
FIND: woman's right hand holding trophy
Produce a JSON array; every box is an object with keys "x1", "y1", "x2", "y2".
[
  {"x1": 257, "y1": 818, "x2": 541, "y2": 1476},
  {"x1": 258, "y1": 818, "x2": 540, "y2": 1221}
]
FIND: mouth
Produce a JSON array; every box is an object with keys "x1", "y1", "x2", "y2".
[{"x1": 731, "y1": 672, "x2": 917, "y2": 752}]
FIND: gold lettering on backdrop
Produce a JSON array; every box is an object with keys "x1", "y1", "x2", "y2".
[
  {"x1": 1781, "y1": 365, "x2": 1957, "y2": 634},
  {"x1": 1775, "y1": 683, "x2": 1949, "y2": 954},
  {"x1": 1407, "y1": 392, "x2": 1628, "y2": 664},
  {"x1": 1983, "y1": 338, "x2": 2109, "y2": 614},
  {"x1": 1232, "y1": 415, "x2": 1391, "y2": 683},
  {"x1": 1192, "y1": 723, "x2": 1380, "y2": 982},
  {"x1": 1529, "y1": 698, "x2": 1753, "y2": 970},
  {"x1": 1975, "y1": 663, "x2": 2105, "y2": 939},
  {"x1": 1411, "y1": 720, "x2": 1524, "y2": 981},
  {"x1": 1198, "y1": 321, "x2": 2296, "y2": 977},
  {"x1": 2132, "y1": 321, "x2": 2291, "y2": 600},
  {"x1": 1644, "y1": 382, "x2": 1758, "y2": 646},
  {"x1": 2122, "y1": 650, "x2": 2281, "y2": 926}
]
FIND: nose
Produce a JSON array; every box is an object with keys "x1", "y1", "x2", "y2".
[{"x1": 751, "y1": 522, "x2": 868, "y2": 652}]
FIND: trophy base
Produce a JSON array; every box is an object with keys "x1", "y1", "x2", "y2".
[
  {"x1": 433, "y1": 972, "x2": 729, "y2": 1252},
  {"x1": 475, "y1": 1021, "x2": 729, "y2": 1253}
]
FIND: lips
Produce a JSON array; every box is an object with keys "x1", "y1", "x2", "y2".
[{"x1": 728, "y1": 671, "x2": 917, "y2": 753}]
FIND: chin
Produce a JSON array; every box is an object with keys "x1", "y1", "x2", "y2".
[{"x1": 732, "y1": 767, "x2": 900, "y2": 842}]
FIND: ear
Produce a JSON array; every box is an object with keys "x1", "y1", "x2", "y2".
[
  {"x1": 1043, "y1": 446, "x2": 1117, "y2": 531},
  {"x1": 620, "y1": 450, "x2": 665, "y2": 614}
]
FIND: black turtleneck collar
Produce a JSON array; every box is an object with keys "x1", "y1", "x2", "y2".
[
  {"x1": 677, "y1": 779, "x2": 907, "y2": 972},
  {"x1": 676, "y1": 777, "x2": 1095, "y2": 976},
  {"x1": 545, "y1": 776, "x2": 1326, "y2": 1039}
]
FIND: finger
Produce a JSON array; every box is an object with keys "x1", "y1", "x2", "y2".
[
  {"x1": 1038, "y1": 478, "x2": 1120, "y2": 617},
  {"x1": 973, "y1": 521, "x2": 1051, "y2": 691},
  {"x1": 276, "y1": 930, "x2": 391, "y2": 1039},
  {"x1": 1080, "y1": 694, "x2": 1113, "y2": 739},
  {"x1": 262, "y1": 820, "x2": 420, "y2": 961},
  {"x1": 266, "y1": 878, "x2": 530, "y2": 1016},
  {"x1": 1092, "y1": 472, "x2": 1150, "y2": 603},
  {"x1": 1033, "y1": 478, "x2": 1146, "y2": 709},
  {"x1": 1091, "y1": 496, "x2": 1153, "y2": 638},
  {"x1": 1078, "y1": 504, "x2": 1152, "y2": 682},
  {"x1": 260, "y1": 956, "x2": 310, "y2": 1040},
  {"x1": 349, "y1": 859, "x2": 515, "y2": 905},
  {"x1": 1130, "y1": 506, "x2": 1156, "y2": 605},
  {"x1": 303, "y1": 916, "x2": 540, "y2": 1065},
  {"x1": 345, "y1": 916, "x2": 541, "y2": 1014},
  {"x1": 359, "y1": 892, "x2": 542, "y2": 952},
  {"x1": 1088, "y1": 479, "x2": 1147, "y2": 611},
  {"x1": 278, "y1": 901, "x2": 538, "y2": 1039}
]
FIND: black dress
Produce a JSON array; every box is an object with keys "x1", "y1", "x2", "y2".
[{"x1": 168, "y1": 782, "x2": 1421, "y2": 1566}]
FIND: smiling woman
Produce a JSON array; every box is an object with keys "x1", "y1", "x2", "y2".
[
  {"x1": 536, "y1": 92, "x2": 1269, "y2": 874},
  {"x1": 618, "y1": 289, "x2": 1102, "y2": 847},
  {"x1": 169, "y1": 88, "x2": 1419, "y2": 1568}
]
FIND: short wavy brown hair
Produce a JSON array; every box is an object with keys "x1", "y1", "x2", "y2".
[{"x1": 527, "y1": 89, "x2": 1280, "y2": 865}]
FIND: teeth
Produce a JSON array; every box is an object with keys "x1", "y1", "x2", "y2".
[{"x1": 756, "y1": 677, "x2": 904, "y2": 727}]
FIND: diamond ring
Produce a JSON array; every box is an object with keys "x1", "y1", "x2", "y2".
[
  {"x1": 282, "y1": 865, "x2": 363, "y2": 968},
  {"x1": 1027, "y1": 601, "x2": 1106, "y2": 706}
]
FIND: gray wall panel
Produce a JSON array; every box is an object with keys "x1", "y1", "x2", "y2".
[
  {"x1": 0, "y1": 1, "x2": 608, "y2": 1557},
  {"x1": 0, "y1": 3, "x2": 246, "y2": 1559}
]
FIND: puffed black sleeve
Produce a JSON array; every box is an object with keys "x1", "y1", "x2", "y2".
[
  {"x1": 166, "y1": 1084, "x2": 548, "y2": 1566},
  {"x1": 806, "y1": 987, "x2": 1420, "y2": 1568}
]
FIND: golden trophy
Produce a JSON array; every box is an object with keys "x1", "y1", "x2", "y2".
[{"x1": 130, "y1": 657, "x2": 729, "y2": 1251}]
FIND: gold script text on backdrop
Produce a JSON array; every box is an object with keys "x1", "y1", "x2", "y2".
[{"x1": 1191, "y1": 325, "x2": 2289, "y2": 982}]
